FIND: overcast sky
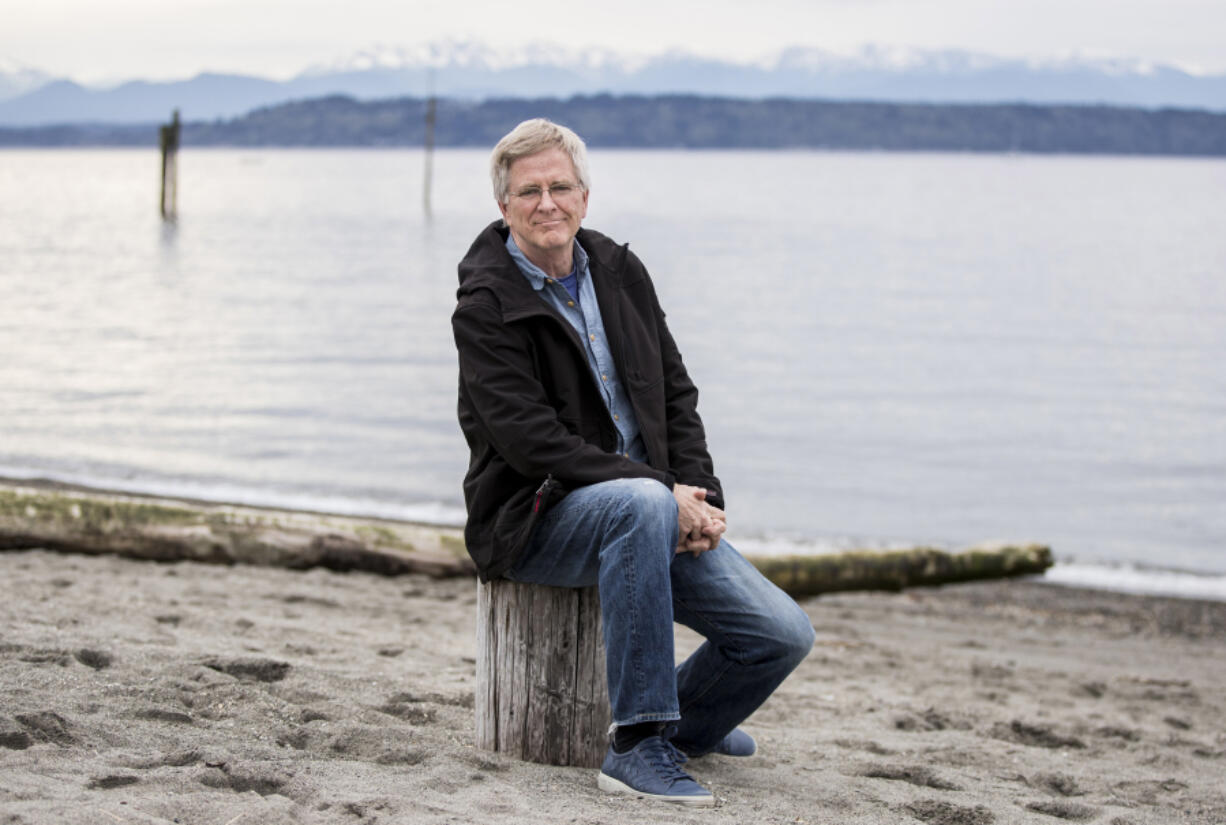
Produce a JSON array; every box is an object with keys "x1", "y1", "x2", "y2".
[{"x1": 6, "y1": 0, "x2": 1226, "y2": 84}]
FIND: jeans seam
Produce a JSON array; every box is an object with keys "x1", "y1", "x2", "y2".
[
  {"x1": 626, "y1": 532, "x2": 645, "y2": 704},
  {"x1": 606, "y1": 491, "x2": 651, "y2": 721}
]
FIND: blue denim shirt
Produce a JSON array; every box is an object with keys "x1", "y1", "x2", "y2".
[{"x1": 506, "y1": 234, "x2": 649, "y2": 462}]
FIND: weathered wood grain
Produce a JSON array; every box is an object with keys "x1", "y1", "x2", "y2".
[{"x1": 475, "y1": 579, "x2": 609, "y2": 768}]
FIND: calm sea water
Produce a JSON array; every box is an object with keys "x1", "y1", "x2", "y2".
[{"x1": 2, "y1": 148, "x2": 1223, "y2": 597}]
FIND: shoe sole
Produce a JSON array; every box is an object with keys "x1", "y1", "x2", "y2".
[{"x1": 597, "y1": 772, "x2": 716, "y2": 807}]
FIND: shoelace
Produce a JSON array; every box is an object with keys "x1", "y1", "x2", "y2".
[{"x1": 641, "y1": 738, "x2": 694, "y2": 783}]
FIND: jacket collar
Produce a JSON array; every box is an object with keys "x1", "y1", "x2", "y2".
[
  {"x1": 457, "y1": 221, "x2": 630, "y2": 324},
  {"x1": 505, "y1": 234, "x2": 589, "y2": 293}
]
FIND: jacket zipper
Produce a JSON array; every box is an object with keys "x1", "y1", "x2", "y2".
[{"x1": 533, "y1": 474, "x2": 555, "y2": 514}]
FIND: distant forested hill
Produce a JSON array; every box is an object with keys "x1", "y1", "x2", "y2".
[{"x1": 3, "y1": 94, "x2": 1224, "y2": 156}]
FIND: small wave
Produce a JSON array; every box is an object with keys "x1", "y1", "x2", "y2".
[{"x1": 1042, "y1": 561, "x2": 1226, "y2": 602}]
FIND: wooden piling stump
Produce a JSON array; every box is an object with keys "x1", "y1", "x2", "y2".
[
  {"x1": 475, "y1": 579, "x2": 610, "y2": 768},
  {"x1": 159, "y1": 109, "x2": 181, "y2": 220}
]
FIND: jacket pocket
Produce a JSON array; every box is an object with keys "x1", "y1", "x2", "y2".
[{"x1": 492, "y1": 475, "x2": 561, "y2": 578}]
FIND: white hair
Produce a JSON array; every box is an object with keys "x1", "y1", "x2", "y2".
[{"x1": 489, "y1": 118, "x2": 591, "y2": 204}]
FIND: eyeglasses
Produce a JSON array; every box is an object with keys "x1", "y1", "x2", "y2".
[{"x1": 509, "y1": 183, "x2": 583, "y2": 204}]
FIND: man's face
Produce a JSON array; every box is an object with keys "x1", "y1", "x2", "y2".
[{"x1": 498, "y1": 147, "x2": 589, "y2": 267}]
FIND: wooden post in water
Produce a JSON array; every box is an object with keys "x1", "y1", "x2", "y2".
[
  {"x1": 159, "y1": 109, "x2": 181, "y2": 220},
  {"x1": 476, "y1": 579, "x2": 610, "y2": 768},
  {"x1": 422, "y1": 94, "x2": 437, "y2": 216}
]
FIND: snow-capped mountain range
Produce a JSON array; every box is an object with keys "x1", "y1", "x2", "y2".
[
  {"x1": 2, "y1": 41, "x2": 1224, "y2": 126},
  {"x1": 0, "y1": 58, "x2": 54, "y2": 102}
]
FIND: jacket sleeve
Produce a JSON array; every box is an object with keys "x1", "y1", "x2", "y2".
[
  {"x1": 647, "y1": 279, "x2": 725, "y2": 510},
  {"x1": 453, "y1": 296, "x2": 674, "y2": 491}
]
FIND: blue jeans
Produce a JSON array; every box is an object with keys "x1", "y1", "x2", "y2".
[{"x1": 506, "y1": 478, "x2": 815, "y2": 755}]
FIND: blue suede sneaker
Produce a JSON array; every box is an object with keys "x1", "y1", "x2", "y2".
[
  {"x1": 597, "y1": 736, "x2": 715, "y2": 806},
  {"x1": 674, "y1": 727, "x2": 758, "y2": 758},
  {"x1": 712, "y1": 727, "x2": 757, "y2": 757}
]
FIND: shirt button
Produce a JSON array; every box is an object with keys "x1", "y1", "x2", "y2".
[
  {"x1": 589, "y1": 334, "x2": 595, "y2": 341},
  {"x1": 601, "y1": 374, "x2": 608, "y2": 381},
  {"x1": 623, "y1": 452, "x2": 629, "y2": 457},
  {"x1": 614, "y1": 414, "x2": 620, "y2": 421},
  {"x1": 567, "y1": 301, "x2": 575, "y2": 307}
]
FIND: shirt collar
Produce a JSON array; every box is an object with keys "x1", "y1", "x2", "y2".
[{"x1": 505, "y1": 234, "x2": 589, "y2": 292}]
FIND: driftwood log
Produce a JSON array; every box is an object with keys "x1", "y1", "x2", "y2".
[
  {"x1": 475, "y1": 580, "x2": 609, "y2": 768},
  {"x1": 752, "y1": 544, "x2": 1053, "y2": 598},
  {"x1": 0, "y1": 479, "x2": 472, "y2": 577},
  {"x1": 1, "y1": 479, "x2": 1051, "y2": 595}
]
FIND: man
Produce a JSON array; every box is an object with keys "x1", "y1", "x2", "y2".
[{"x1": 452, "y1": 118, "x2": 814, "y2": 807}]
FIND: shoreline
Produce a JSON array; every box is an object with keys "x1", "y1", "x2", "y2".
[{"x1": 2, "y1": 547, "x2": 1224, "y2": 824}]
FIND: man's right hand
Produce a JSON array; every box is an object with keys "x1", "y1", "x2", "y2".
[{"x1": 673, "y1": 484, "x2": 724, "y2": 556}]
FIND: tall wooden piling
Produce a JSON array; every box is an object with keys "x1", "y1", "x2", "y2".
[
  {"x1": 422, "y1": 94, "x2": 437, "y2": 216},
  {"x1": 159, "y1": 109, "x2": 181, "y2": 220}
]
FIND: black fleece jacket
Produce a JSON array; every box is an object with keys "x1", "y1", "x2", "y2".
[{"x1": 452, "y1": 221, "x2": 723, "y2": 580}]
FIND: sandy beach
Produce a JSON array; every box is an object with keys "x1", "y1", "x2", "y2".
[{"x1": 2, "y1": 547, "x2": 1224, "y2": 825}]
